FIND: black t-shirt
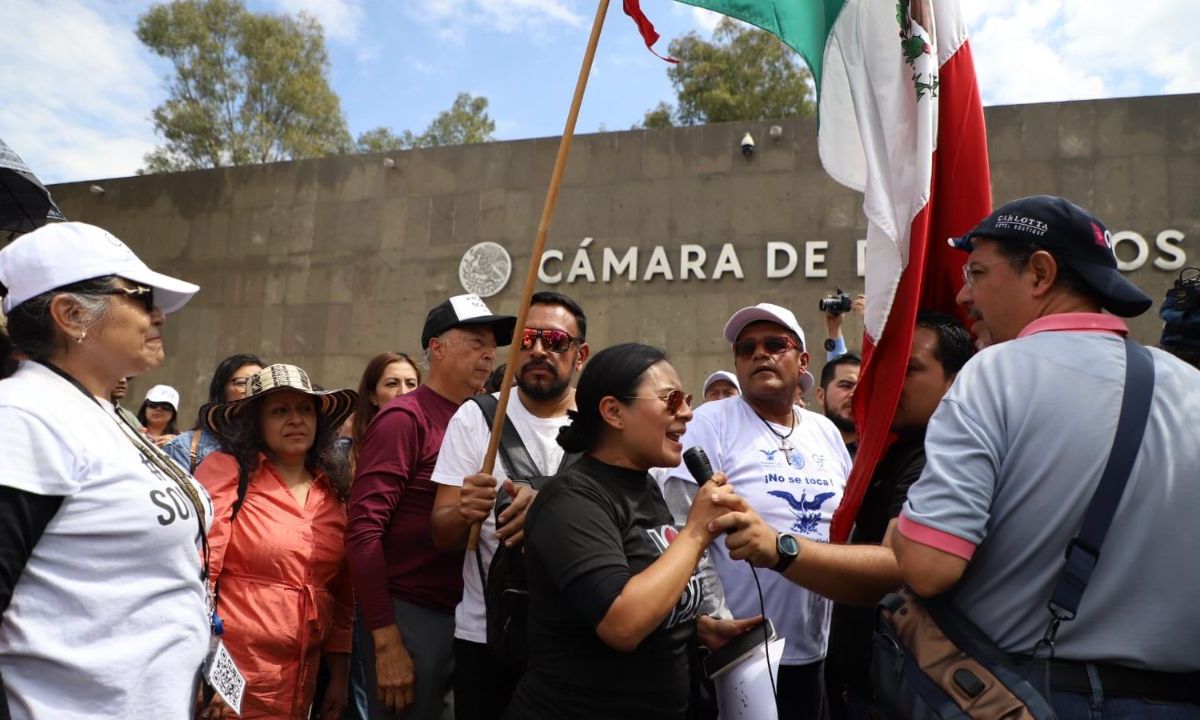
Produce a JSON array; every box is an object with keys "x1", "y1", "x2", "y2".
[
  {"x1": 505, "y1": 454, "x2": 702, "y2": 720},
  {"x1": 826, "y1": 433, "x2": 925, "y2": 700}
]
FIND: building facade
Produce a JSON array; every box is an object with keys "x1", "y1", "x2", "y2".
[{"x1": 44, "y1": 93, "x2": 1200, "y2": 420}]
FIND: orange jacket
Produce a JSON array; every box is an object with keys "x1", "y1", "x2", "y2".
[{"x1": 198, "y1": 452, "x2": 353, "y2": 719}]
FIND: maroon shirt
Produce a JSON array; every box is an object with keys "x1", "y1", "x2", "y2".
[{"x1": 346, "y1": 385, "x2": 463, "y2": 629}]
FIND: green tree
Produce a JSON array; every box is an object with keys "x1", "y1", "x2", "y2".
[
  {"x1": 412, "y1": 93, "x2": 495, "y2": 148},
  {"x1": 354, "y1": 127, "x2": 409, "y2": 153},
  {"x1": 137, "y1": 0, "x2": 350, "y2": 173},
  {"x1": 356, "y1": 93, "x2": 495, "y2": 153},
  {"x1": 641, "y1": 17, "x2": 815, "y2": 128}
]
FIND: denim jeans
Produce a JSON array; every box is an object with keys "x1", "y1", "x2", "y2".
[{"x1": 1051, "y1": 691, "x2": 1200, "y2": 719}]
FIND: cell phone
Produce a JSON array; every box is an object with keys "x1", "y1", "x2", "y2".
[{"x1": 703, "y1": 617, "x2": 776, "y2": 680}]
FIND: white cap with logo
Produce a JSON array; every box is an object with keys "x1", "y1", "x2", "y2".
[
  {"x1": 0, "y1": 222, "x2": 199, "y2": 314},
  {"x1": 144, "y1": 384, "x2": 181, "y2": 411},
  {"x1": 722, "y1": 302, "x2": 815, "y2": 393}
]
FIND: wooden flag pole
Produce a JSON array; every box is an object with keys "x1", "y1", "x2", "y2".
[{"x1": 468, "y1": 0, "x2": 612, "y2": 551}]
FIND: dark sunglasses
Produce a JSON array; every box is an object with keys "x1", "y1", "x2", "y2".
[
  {"x1": 733, "y1": 335, "x2": 799, "y2": 360},
  {"x1": 98, "y1": 285, "x2": 155, "y2": 314},
  {"x1": 144, "y1": 401, "x2": 175, "y2": 412},
  {"x1": 520, "y1": 327, "x2": 579, "y2": 353},
  {"x1": 625, "y1": 389, "x2": 693, "y2": 416}
]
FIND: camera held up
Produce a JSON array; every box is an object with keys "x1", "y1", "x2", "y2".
[{"x1": 819, "y1": 288, "x2": 854, "y2": 316}]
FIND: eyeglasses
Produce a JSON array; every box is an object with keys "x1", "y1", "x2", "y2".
[
  {"x1": 98, "y1": 285, "x2": 155, "y2": 313},
  {"x1": 733, "y1": 335, "x2": 799, "y2": 360},
  {"x1": 960, "y1": 260, "x2": 1012, "y2": 288},
  {"x1": 520, "y1": 327, "x2": 580, "y2": 354},
  {"x1": 624, "y1": 389, "x2": 693, "y2": 416}
]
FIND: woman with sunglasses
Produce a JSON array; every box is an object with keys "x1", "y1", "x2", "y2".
[
  {"x1": 504, "y1": 343, "x2": 761, "y2": 720},
  {"x1": 195, "y1": 364, "x2": 357, "y2": 719},
  {"x1": 136, "y1": 384, "x2": 181, "y2": 447},
  {"x1": 0, "y1": 222, "x2": 210, "y2": 719},
  {"x1": 163, "y1": 354, "x2": 266, "y2": 473}
]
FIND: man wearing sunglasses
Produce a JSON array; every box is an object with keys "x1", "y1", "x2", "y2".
[
  {"x1": 429, "y1": 291, "x2": 589, "y2": 720},
  {"x1": 664, "y1": 302, "x2": 852, "y2": 719}
]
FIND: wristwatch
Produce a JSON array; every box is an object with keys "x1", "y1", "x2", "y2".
[
  {"x1": 772, "y1": 533, "x2": 799, "y2": 573},
  {"x1": 824, "y1": 338, "x2": 837, "y2": 352}
]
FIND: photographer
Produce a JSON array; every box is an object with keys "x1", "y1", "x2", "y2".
[{"x1": 819, "y1": 289, "x2": 865, "y2": 361}]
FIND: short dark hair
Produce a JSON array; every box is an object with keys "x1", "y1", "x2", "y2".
[
  {"x1": 992, "y1": 240, "x2": 1093, "y2": 298},
  {"x1": 915, "y1": 311, "x2": 974, "y2": 376},
  {"x1": 531, "y1": 291, "x2": 587, "y2": 340},
  {"x1": 820, "y1": 353, "x2": 861, "y2": 392},
  {"x1": 557, "y1": 343, "x2": 665, "y2": 454}
]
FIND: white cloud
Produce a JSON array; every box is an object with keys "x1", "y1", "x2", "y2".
[
  {"x1": 0, "y1": 0, "x2": 161, "y2": 183},
  {"x1": 964, "y1": 0, "x2": 1200, "y2": 105},
  {"x1": 407, "y1": 0, "x2": 584, "y2": 36},
  {"x1": 269, "y1": 0, "x2": 364, "y2": 42},
  {"x1": 690, "y1": 7, "x2": 722, "y2": 33}
]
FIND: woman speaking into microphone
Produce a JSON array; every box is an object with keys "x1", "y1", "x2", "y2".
[{"x1": 504, "y1": 343, "x2": 760, "y2": 720}]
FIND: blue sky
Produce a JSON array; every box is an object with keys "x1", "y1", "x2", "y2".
[{"x1": 4, "y1": 0, "x2": 1199, "y2": 184}]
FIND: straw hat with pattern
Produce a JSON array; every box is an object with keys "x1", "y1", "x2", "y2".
[{"x1": 200, "y1": 364, "x2": 356, "y2": 438}]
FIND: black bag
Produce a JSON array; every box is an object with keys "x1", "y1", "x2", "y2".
[
  {"x1": 870, "y1": 338, "x2": 1156, "y2": 719},
  {"x1": 469, "y1": 394, "x2": 578, "y2": 668}
]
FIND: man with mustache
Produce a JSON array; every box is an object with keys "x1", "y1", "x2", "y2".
[
  {"x1": 347, "y1": 294, "x2": 515, "y2": 720},
  {"x1": 815, "y1": 354, "x2": 860, "y2": 454},
  {"x1": 430, "y1": 291, "x2": 589, "y2": 720},
  {"x1": 665, "y1": 303, "x2": 852, "y2": 720}
]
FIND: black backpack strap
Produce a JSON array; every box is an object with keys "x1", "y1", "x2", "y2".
[
  {"x1": 1044, "y1": 338, "x2": 1155, "y2": 641},
  {"x1": 469, "y1": 394, "x2": 539, "y2": 481}
]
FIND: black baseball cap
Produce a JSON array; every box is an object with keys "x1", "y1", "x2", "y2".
[
  {"x1": 950, "y1": 195, "x2": 1153, "y2": 317},
  {"x1": 421, "y1": 293, "x2": 516, "y2": 349}
]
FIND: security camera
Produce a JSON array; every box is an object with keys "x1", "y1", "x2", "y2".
[{"x1": 741, "y1": 132, "x2": 755, "y2": 157}]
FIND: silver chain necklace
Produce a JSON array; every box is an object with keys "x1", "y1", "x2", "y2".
[{"x1": 756, "y1": 407, "x2": 800, "y2": 463}]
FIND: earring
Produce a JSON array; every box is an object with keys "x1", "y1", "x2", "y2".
[{"x1": 76, "y1": 331, "x2": 86, "y2": 344}]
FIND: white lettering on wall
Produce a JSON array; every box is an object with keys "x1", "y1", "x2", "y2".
[{"x1": 767, "y1": 242, "x2": 798, "y2": 279}]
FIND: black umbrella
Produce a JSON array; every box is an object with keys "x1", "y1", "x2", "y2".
[{"x1": 0, "y1": 138, "x2": 65, "y2": 236}]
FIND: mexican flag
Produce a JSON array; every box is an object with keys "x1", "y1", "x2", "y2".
[{"x1": 625, "y1": 0, "x2": 992, "y2": 541}]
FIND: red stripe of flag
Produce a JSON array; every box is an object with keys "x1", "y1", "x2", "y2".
[{"x1": 830, "y1": 38, "x2": 992, "y2": 543}]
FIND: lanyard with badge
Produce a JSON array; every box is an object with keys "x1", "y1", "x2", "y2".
[{"x1": 37, "y1": 360, "x2": 246, "y2": 714}]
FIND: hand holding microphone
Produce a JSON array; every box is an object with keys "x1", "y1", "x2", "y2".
[
  {"x1": 685, "y1": 447, "x2": 783, "y2": 568},
  {"x1": 682, "y1": 448, "x2": 744, "y2": 544}
]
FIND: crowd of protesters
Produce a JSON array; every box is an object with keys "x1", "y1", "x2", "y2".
[{"x1": 1, "y1": 193, "x2": 1199, "y2": 720}]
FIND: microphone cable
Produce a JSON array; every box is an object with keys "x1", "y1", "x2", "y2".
[{"x1": 684, "y1": 446, "x2": 778, "y2": 706}]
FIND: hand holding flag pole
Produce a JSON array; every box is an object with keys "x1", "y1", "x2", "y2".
[{"x1": 468, "y1": 0, "x2": 612, "y2": 552}]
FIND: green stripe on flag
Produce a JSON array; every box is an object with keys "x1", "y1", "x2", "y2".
[{"x1": 677, "y1": 0, "x2": 847, "y2": 93}]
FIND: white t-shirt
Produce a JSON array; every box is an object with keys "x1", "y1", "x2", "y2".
[
  {"x1": 664, "y1": 396, "x2": 851, "y2": 665},
  {"x1": 0, "y1": 361, "x2": 212, "y2": 720},
  {"x1": 431, "y1": 387, "x2": 570, "y2": 644}
]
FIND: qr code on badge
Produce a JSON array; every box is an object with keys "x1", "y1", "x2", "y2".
[{"x1": 205, "y1": 640, "x2": 245, "y2": 714}]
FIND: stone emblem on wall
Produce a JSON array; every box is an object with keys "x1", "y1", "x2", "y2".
[{"x1": 458, "y1": 242, "x2": 512, "y2": 298}]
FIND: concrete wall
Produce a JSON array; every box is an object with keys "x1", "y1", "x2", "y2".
[{"x1": 44, "y1": 93, "x2": 1200, "y2": 422}]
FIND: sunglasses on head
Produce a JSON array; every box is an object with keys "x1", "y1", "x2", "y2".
[
  {"x1": 520, "y1": 327, "x2": 579, "y2": 354},
  {"x1": 98, "y1": 284, "x2": 155, "y2": 314},
  {"x1": 624, "y1": 388, "x2": 693, "y2": 416},
  {"x1": 733, "y1": 335, "x2": 799, "y2": 360}
]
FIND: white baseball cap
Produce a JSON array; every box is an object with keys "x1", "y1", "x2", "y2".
[
  {"x1": 0, "y1": 222, "x2": 199, "y2": 314},
  {"x1": 722, "y1": 303, "x2": 815, "y2": 393},
  {"x1": 702, "y1": 370, "x2": 740, "y2": 394},
  {"x1": 722, "y1": 302, "x2": 807, "y2": 349},
  {"x1": 144, "y1": 384, "x2": 181, "y2": 411}
]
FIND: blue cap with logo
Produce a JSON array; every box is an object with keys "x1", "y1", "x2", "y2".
[{"x1": 950, "y1": 195, "x2": 1153, "y2": 317}]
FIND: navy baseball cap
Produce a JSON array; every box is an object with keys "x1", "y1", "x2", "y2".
[{"x1": 950, "y1": 195, "x2": 1153, "y2": 317}]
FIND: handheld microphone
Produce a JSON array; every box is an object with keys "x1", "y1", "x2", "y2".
[{"x1": 683, "y1": 446, "x2": 713, "y2": 483}]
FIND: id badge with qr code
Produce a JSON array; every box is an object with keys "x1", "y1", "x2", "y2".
[{"x1": 204, "y1": 638, "x2": 246, "y2": 715}]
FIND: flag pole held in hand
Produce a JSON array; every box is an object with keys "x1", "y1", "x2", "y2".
[{"x1": 468, "y1": 0, "x2": 612, "y2": 552}]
